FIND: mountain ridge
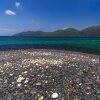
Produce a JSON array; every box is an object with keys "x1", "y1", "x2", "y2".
[{"x1": 14, "y1": 25, "x2": 100, "y2": 36}]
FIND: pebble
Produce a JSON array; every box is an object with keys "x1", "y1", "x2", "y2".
[
  {"x1": 46, "y1": 66, "x2": 49, "y2": 69},
  {"x1": 92, "y1": 59, "x2": 96, "y2": 62},
  {"x1": 45, "y1": 80, "x2": 48, "y2": 84},
  {"x1": 17, "y1": 76, "x2": 25, "y2": 83},
  {"x1": 9, "y1": 74, "x2": 13, "y2": 76},
  {"x1": 40, "y1": 96, "x2": 44, "y2": 100},
  {"x1": 17, "y1": 84, "x2": 21, "y2": 87},
  {"x1": 96, "y1": 94, "x2": 100, "y2": 100},
  {"x1": 24, "y1": 78, "x2": 29, "y2": 83},
  {"x1": 23, "y1": 71, "x2": 28, "y2": 74},
  {"x1": 36, "y1": 82, "x2": 42, "y2": 86},
  {"x1": 78, "y1": 83, "x2": 82, "y2": 86},
  {"x1": 51, "y1": 93, "x2": 59, "y2": 99},
  {"x1": 24, "y1": 85, "x2": 28, "y2": 87}
]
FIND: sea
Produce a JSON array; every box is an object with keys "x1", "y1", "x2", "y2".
[{"x1": 0, "y1": 36, "x2": 100, "y2": 55}]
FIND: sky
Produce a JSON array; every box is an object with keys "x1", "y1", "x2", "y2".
[{"x1": 0, "y1": 0, "x2": 100, "y2": 35}]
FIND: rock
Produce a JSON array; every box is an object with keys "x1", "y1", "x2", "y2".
[
  {"x1": 4, "y1": 79, "x2": 7, "y2": 83},
  {"x1": 97, "y1": 94, "x2": 100, "y2": 100},
  {"x1": 92, "y1": 59, "x2": 96, "y2": 62},
  {"x1": 24, "y1": 78, "x2": 29, "y2": 83},
  {"x1": 46, "y1": 66, "x2": 49, "y2": 69},
  {"x1": 78, "y1": 83, "x2": 82, "y2": 86},
  {"x1": 59, "y1": 65, "x2": 62, "y2": 68},
  {"x1": 17, "y1": 76, "x2": 25, "y2": 83},
  {"x1": 36, "y1": 82, "x2": 42, "y2": 86},
  {"x1": 9, "y1": 74, "x2": 13, "y2": 76},
  {"x1": 45, "y1": 80, "x2": 48, "y2": 84},
  {"x1": 74, "y1": 96, "x2": 79, "y2": 100},
  {"x1": 51, "y1": 93, "x2": 59, "y2": 99},
  {"x1": 40, "y1": 96, "x2": 44, "y2": 100},
  {"x1": 23, "y1": 71, "x2": 28, "y2": 74},
  {"x1": 17, "y1": 84, "x2": 21, "y2": 87}
]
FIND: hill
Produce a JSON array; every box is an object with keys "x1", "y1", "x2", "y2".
[
  {"x1": 81, "y1": 26, "x2": 100, "y2": 36},
  {"x1": 14, "y1": 25, "x2": 100, "y2": 36}
]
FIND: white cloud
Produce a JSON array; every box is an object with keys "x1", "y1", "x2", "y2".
[
  {"x1": 5, "y1": 10, "x2": 16, "y2": 16},
  {"x1": 15, "y1": 2, "x2": 21, "y2": 8},
  {"x1": 62, "y1": 27, "x2": 69, "y2": 30}
]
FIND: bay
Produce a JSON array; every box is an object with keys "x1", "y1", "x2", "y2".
[{"x1": 0, "y1": 36, "x2": 100, "y2": 55}]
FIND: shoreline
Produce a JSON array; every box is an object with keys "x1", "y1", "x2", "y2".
[
  {"x1": 0, "y1": 43, "x2": 99, "y2": 55},
  {"x1": 0, "y1": 48, "x2": 100, "y2": 56},
  {"x1": 0, "y1": 48, "x2": 100, "y2": 58},
  {"x1": 0, "y1": 49, "x2": 100, "y2": 99}
]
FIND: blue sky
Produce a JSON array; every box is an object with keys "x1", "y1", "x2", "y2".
[{"x1": 0, "y1": 0, "x2": 100, "y2": 35}]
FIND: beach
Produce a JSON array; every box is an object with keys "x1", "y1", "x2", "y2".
[{"x1": 0, "y1": 49, "x2": 100, "y2": 100}]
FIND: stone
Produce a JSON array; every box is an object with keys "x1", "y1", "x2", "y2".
[
  {"x1": 40, "y1": 96, "x2": 44, "y2": 100},
  {"x1": 17, "y1": 76, "x2": 25, "y2": 83},
  {"x1": 51, "y1": 93, "x2": 59, "y2": 99},
  {"x1": 46, "y1": 66, "x2": 49, "y2": 69},
  {"x1": 96, "y1": 94, "x2": 100, "y2": 100},
  {"x1": 45, "y1": 80, "x2": 48, "y2": 84},
  {"x1": 36, "y1": 82, "x2": 42, "y2": 86},
  {"x1": 78, "y1": 83, "x2": 82, "y2": 86},
  {"x1": 9, "y1": 74, "x2": 13, "y2": 76},
  {"x1": 23, "y1": 71, "x2": 28, "y2": 74},
  {"x1": 24, "y1": 78, "x2": 29, "y2": 83},
  {"x1": 17, "y1": 84, "x2": 21, "y2": 87}
]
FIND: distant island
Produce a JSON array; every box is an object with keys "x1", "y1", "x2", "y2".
[{"x1": 14, "y1": 25, "x2": 100, "y2": 36}]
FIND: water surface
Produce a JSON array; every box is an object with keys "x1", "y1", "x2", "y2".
[{"x1": 0, "y1": 36, "x2": 100, "y2": 55}]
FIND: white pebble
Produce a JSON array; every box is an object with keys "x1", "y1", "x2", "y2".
[
  {"x1": 24, "y1": 85, "x2": 28, "y2": 87},
  {"x1": 46, "y1": 66, "x2": 49, "y2": 69},
  {"x1": 40, "y1": 96, "x2": 44, "y2": 100},
  {"x1": 36, "y1": 82, "x2": 42, "y2": 86},
  {"x1": 10, "y1": 74, "x2": 13, "y2": 76},
  {"x1": 78, "y1": 83, "x2": 82, "y2": 86},
  {"x1": 17, "y1": 77, "x2": 25, "y2": 83},
  {"x1": 23, "y1": 71, "x2": 28, "y2": 74},
  {"x1": 59, "y1": 65, "x2": 62, "y2": 68},
  {"x1": 51, "y1": 93, "x2": 59, "y2": 98},
  {"x1": 36, "y1": 63, "x2": 39, "y2": 66},
  {"x1": 45, "y1": 80, "x2": 48, "y2": 84},
  {"x1": 17, "y1": 84, "x2": 21, "y2": 87},
  {"x1": 24, "y1": 79, "x2": 29, "y2": 83},
  {"x1": 92, "y1": 59, "x2": 96, "y2": 62}
]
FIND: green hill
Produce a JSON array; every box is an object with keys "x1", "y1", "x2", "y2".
[
  {"x1": 81, "y1": 26, "x2": 100, "y2": 36},
  {"x1": 14, "y1": 25, "x2": 100, "y2": 37},
  {"x1": 51, "y1": 28, "x2": 81, "y2": 36}
]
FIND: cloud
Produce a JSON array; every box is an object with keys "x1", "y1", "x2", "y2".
[
  {"x1": 15, "y1": 2, "x2": 21, "y2": 8},
  {"x1": 62, "y1": 27, "x2": 68, "y2": 30},
  {"x1": 5, "y1": 10, "x2": 16, "y2": 16}
]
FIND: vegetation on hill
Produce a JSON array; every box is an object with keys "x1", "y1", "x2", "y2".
[
  {"x1": 14, "y1": 25, "x2": 100, "y2": 36},
  {"x1": 81, "y1": 26, "x2": 100, "y2": 36}
]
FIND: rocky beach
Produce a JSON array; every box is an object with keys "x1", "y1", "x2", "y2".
[{"x1": 0, "y1": 49, "x2": 100, "y2": 100}]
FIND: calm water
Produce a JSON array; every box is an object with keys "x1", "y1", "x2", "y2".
[{"x1": 0, "y1": 36, "x2": 100, "y2": 54}]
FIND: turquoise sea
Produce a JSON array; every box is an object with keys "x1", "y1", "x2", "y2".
[{"x1": 0, "y1": 36, "x2": 100, "y2": 55}]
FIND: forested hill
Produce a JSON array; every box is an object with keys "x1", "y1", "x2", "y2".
[{"x1": 14, "y1": 26, "x2": 100, "y2": 36}]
